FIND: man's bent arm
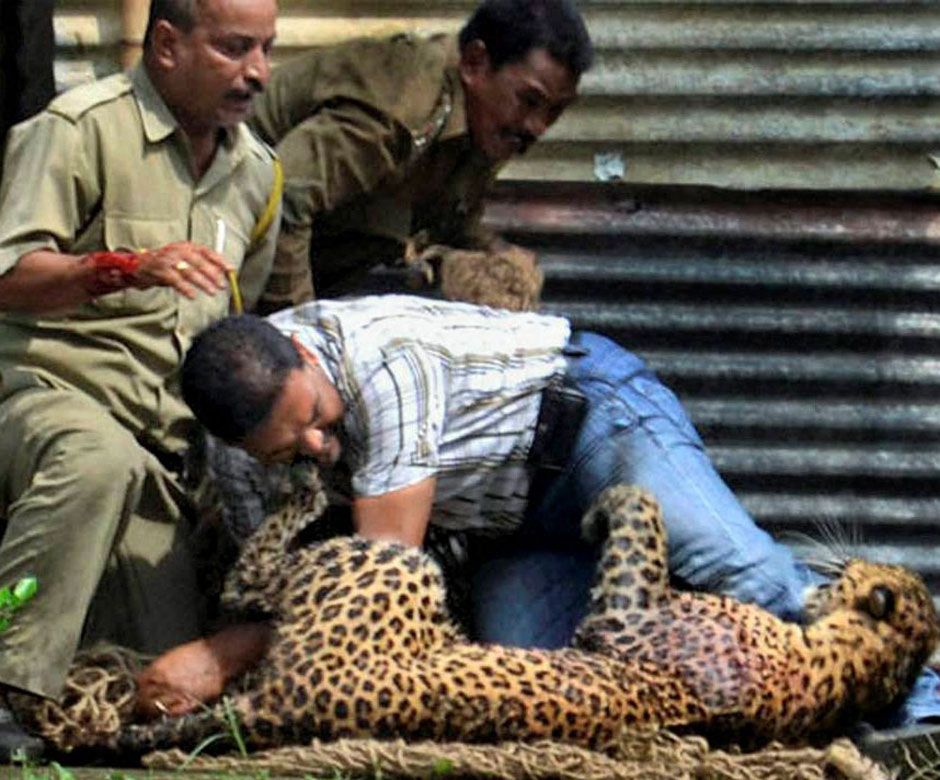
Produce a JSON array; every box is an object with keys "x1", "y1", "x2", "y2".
[
  {"x1": 256, "y1": 102, "x2": 408, "y2": 313},
  {"x1": 0, "y1": 244, "x2": 232, "y2": 315},
  {"x1": 353, "y1": 477, "x2": 437, "y2": 548}
]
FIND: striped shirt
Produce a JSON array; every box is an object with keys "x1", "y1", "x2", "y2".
[{"x1": 268, "y1": 295, "x2": 571, "y2": 533}]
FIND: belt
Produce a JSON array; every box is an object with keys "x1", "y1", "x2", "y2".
[{"x1": 527, "y1": 341, "x2": 589, "y2": 471}]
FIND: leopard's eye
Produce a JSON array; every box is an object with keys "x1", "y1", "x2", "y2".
[{"x1": 866, "y1": 586, "x2": 896, "y2": 620}]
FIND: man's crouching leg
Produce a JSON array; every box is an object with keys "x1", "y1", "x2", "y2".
[{"x1": 0, "y1": 387, "x2": 163, "y2": 757}]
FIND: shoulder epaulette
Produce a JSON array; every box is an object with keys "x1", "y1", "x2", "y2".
[{"x1": 46, "y1": 72, "x2": 133, "y2": 122}]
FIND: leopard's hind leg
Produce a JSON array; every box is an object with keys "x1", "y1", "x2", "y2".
[{"x1": 574, "y1": 485, "x2": 670, "y2": 650}]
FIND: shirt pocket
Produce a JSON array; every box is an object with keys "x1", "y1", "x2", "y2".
[{"x1": 88, "y1": 214, "x2": 185, "y2": 315}]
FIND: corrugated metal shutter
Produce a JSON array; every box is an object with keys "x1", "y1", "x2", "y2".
[
  {"x1": 485, "y1": 182, "x2": 940, "y2": 604},
  {"x1": 354, "y1": 181, "x2": 940, "y2": 604},
  {"x1": 53, "y1": 0, "x2": 940, "y2": 190}
]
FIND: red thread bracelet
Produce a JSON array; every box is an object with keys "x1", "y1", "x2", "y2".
[
  {"x1": 85, "y1": 251, "x2": 141, "y2": 274},
  {"x1": 81, "y1": 251, "x2": 142, "y2": 296}
]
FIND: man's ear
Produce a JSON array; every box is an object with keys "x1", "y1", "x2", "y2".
[
  {"x1": 458, "y1": 39, "x2": 493, "y2": 85},
  {"x1": 148, "y1": 19, "x2": 183, "y2": 70},
  {"x1": 290, "y1": 333, "x2": 320, "y2": 368}
]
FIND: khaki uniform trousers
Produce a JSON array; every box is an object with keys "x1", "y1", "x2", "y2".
[{"x1": 0, "y1": 386, "x2": 203, "y2": 699}]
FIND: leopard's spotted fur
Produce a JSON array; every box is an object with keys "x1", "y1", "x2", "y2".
[
  {"x1": 119, "y1": 483, "x2": 940, "y2": 754},
  {"x1": 574, "y1": 487, "x2": 940, "y2": 745}
]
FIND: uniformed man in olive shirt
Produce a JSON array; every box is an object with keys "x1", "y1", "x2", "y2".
[
  {"x1": 0, "y1": 0, "x2": 279, "y2": 757},
  {"x1": 250, "y1": 0, "x2": 593, "y2": 312}
]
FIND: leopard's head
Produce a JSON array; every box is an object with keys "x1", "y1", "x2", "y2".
[{"x1": 805, "y1": 559, "x2": 940, "y2": 702}]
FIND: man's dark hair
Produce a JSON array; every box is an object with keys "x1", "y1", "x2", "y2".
[
  {"x1": 181, "y1": 315, "x2": 303, "y2": 443},
  {"x1": 144, "y1": 0, "x2": 201, "y2": 49},
  {"x1": 459, "y1": 0, "x2": 593, "y2": 77}
]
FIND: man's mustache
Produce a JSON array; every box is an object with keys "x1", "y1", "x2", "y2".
[{"x1": 227, "y1": 84, "x2": 261, "y2": 101}]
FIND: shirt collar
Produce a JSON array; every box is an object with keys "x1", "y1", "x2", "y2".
[
  {"x1": 131, "y1": 63, "x2": 238, "y2": 149},
  {"x1": 439, "y1": 41, "x2": 470, "y2": 143}
]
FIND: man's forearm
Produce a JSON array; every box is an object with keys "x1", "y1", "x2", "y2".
[
  {"x1": 0, "y1": 242, "x2": 234, "y2": 315},
  {"x1": 135, "y1": 621, "x2": 273, "y2": 719},
  {"x1": 0, "y1": 250, "x2": 99, "y2": 313},
  {"x1": 206, "y1": 621, "x2": 274, "y2": 681}
]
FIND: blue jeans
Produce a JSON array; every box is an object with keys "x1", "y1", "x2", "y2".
[
  {"x1": 468, "y1": 332, "x2": 940, "y2": 726},
  {"x1": 469, "y1": 331, "x2": 817, "y2": 646}
]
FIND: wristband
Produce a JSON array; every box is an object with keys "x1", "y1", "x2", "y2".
[{"x1": 81, "y1": 251, "x2": 141, "y2": 296}]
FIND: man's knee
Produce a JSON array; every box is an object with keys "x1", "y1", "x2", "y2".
[
  {"x1": 45, "y1": 423, "x2": 147, "y2": 494},
  {"x1": 1, "y1": 390, "x2": 147, "y2": 502}
]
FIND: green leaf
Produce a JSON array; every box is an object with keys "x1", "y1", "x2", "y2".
[
  {"x1": 222, "y1": 695, "x2": 248, "y2": 757},
  {"x1": 181, "y1": 732, "x2": 231, "y2": 769},
  {"x1": 12, "y1": 576, "x2": 38, "y2": 605},
  {"x1": 51, "y1": 761, "x2": 77, "y2": 780},
  {"x1": 431, "y1": 758, "x2": 454, "y2": 776},
  {"x1": 0, "y1": 586, "x2": 13, "y2": 609},
  {"x1": 0, "y1": 617, "x2": 10, "y2": 634}
]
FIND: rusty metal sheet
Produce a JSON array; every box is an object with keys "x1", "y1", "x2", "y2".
[
  {"x1": 462, "y1": 182, "x2": 940, "y2": 596},
  {"x1": 52, "y1": 0, "x2": 940, "y2": 190}
]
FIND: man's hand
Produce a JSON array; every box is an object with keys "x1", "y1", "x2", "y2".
[
  {"x1": 127, "y1": 241, "x2": 233, "y2": 299},
  {"x1": 135, "y1": 622, "x2": 272, "y2": 720}
]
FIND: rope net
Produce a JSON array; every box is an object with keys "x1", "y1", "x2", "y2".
[
  {"x1": 8, "y1": 644, "x2": 152, "y2": 751},
  {"x1": 143, "y1": 732, "x2": 889, "y2": 780},
  {"x1": 10, "y1": 644, "x2": 891, "y2": 780}
]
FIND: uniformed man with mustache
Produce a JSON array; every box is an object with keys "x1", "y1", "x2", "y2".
[{"x1": 249, "y1": 0, "x2": 593, "y2": 311}]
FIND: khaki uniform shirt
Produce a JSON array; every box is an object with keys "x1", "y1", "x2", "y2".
[
  {"x1": 0, "y1": 64, "x2": 280, "y2": 458},
  {"x1": 248, "y1": 34, "x2": 500, "y2": 307}
]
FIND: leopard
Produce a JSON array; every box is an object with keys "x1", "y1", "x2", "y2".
[
  {"x1": 573, "y1": 486, "x2": 940, "y2": 746},
  {"x1": 117, "y1": 481, "x2": 940, "y2": 756}
]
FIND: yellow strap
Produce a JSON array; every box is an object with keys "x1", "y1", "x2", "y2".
[
  {"x1": 227, "y1": 268, "x2": 244, "y2": 314},
  {"x1": 229, "y1": 157, "x2": 283, "y2": 315},
  {"x1": 250, "y1": 156, "x2": 284, "y2": 249}
]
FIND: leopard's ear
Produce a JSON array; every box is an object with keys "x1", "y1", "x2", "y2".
[
  {"x1": 580, "y1": 500, "x2": 611, "y2": 545},
  {"x1": 261, "y1": 465, "x2": 329, "y2": 550}
]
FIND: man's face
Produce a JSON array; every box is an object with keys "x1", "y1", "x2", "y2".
[
  {"x1": 162, "y1": 0, "x2": 277, "y2": 133},
  {"x1": 460, "y1": 44, "x2": 579, "y2": 164},
  {"x1": 241, "y1": 355, "x2": 345, "y2": 466}
]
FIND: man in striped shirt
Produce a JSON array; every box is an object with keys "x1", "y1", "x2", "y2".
[{"x1": 136, "y1": 294, "x2": 820, "y2": 715}]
